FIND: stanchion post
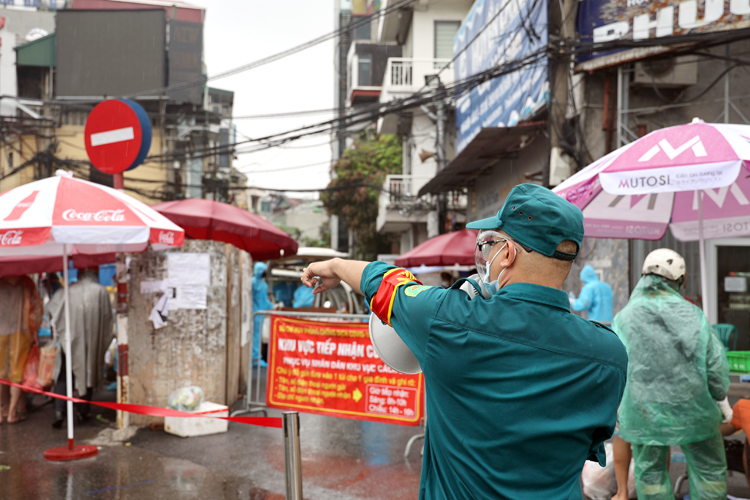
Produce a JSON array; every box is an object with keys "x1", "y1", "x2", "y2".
[{"x1": 282, "y1": 411, "x2": 303, "y2": 500}]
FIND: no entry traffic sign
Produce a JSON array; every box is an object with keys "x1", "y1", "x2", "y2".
[{"x1": 84, "y1": 99, "x2": 152, "y2": 174}]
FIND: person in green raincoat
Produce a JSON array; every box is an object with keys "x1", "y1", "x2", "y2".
[{"x1": 613, "y1": 248, "x2": 731, "y2": 500}]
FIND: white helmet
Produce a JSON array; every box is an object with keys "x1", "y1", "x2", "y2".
[{"x1": 642, "y1": 248, "x2": 686, "y2": 281}]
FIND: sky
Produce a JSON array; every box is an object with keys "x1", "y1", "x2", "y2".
[{"x1": 189, "y1": 0, "x2": 336, "y2": 196}]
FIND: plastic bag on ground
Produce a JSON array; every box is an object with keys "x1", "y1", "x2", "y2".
[
  {"x1": 37, "y1": 342, "x2": 58, "y2": 389},
  {"x1": 22, "y1": 344, "x2": 41, "y2": 391},
  {"x1": 167, "y1": 386, "x2": 204, "y2": 411}
]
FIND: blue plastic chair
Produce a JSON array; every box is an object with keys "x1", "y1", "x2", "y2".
[{"x1": 714, "y1": 323, "x2": 738, "y2": 351}]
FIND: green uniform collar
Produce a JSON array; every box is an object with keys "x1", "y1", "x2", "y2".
[{"x1": 496, "y1": 282, "x2": 571, "y2": 312}]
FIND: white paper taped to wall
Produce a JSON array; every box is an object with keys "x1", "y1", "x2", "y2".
[
  {"x1": 140, "y1": 280, "x2": 165, "y2": 294},
  {"x1": 167, "y1": 253, "x2": 210, "y2": 286},
  {"x1": 168, "y1": 285, "x2": 208, "y2": 310}
]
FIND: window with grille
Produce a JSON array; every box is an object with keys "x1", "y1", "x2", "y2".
[{"x1": 434, "y1": 21, "x2": 460, "y2": 60}]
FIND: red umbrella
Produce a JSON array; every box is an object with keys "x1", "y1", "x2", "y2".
[
  {"x1": 0, "y1": 252, "x2": 115, "y2": 277},
  {"x1": 395, "y1": 229, "x2": 478, "y2": 267},
  {"x1": 151, "y1": 198, "x2": 298, "y2": 261}
]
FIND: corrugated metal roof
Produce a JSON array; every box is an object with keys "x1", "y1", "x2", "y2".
[{"x1": 16, "y1": 33, "x2": 56, "y2": 67}]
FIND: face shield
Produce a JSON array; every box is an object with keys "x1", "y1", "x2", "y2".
[{"x1": 474, "y1": 230, "x2": 511, "y2": 288}]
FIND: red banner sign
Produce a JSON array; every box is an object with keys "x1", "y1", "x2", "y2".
[{"x1": 266, "y1": 316, "x2": 424, "y2": 426}]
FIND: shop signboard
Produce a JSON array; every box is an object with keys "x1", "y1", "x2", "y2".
[
  {"x1": 266, "y1": 316, "x2": 424, "y2": 426},
  {"x1": 577, "y1": 0, "x2": 750, "y2": 68},
  {"x1": 454, "y1": 0, "x2": 549, "y2": 153}
]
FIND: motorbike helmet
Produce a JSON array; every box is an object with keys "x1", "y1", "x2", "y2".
[{"x1": 642, "y1": 248, "x2": 686, "y2": 282}]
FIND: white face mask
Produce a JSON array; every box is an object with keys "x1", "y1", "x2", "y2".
[
  {"x1": 475, "y1": 231, "x2": 517, "y2": 297},
  {"x1": 482, "y1": 242, "x2": 507, "y2": 296}
]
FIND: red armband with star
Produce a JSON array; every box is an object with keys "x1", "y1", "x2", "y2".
[{"x1": 369, "y1": 268, "x2": 422, "y2": 326}]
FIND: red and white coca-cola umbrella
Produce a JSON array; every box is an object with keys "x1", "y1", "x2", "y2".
[
  {"x1": 0, "y1": 170, "x2": 184, "y2": 461},
  {"x1": 0, "y1": 170, "x2": 183, "y2": 255}
]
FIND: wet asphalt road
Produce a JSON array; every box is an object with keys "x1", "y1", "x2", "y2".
[
  {"x1": 0, "y1": 388, "x2": 423, "y2": 499},
  {"x1": 3, "y1": 388, "x2": 750, "y2": 499}
]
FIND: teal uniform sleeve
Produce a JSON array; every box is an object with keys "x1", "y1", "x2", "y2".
[
  {"x1": 586, "y1": 322, "x2": 627, "y2": 466},
  {"x1": 361, "y1": 261, "x2": 447, "y2": 362}
]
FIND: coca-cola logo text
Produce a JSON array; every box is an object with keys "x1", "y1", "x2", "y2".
[
  {"x1": 62, "y1": 209, "x2": 126, "y2": 223},
  {"x1": 0, "y1": 230, "x2": 23, "y2": 245},
  {"x1": 158, "y1": 231, "x2": 175, "y2": 245}
]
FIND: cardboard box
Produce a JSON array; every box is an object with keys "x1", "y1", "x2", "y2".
[{"x1": 165, "y1": 402, "x2": 229, "y2": 437}]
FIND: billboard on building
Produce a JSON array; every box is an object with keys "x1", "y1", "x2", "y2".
[
  {"x1": 169, "y1": 20, "x2": 203, "y2": 105},
  {"x1": 577, "y1": 0, "x2": 750, "y2": 68},
  {"x1": 454, "y1": 0, "x2": 548, "y2": 154},
  {"x1": 56, "y1": 10, "x2": 166, "y2": 97}
]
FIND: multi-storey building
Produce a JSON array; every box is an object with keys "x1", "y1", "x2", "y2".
[
  {"x1": 0, "y1": 0, "x2": 240, "y2": 205},
  {"x1": 374, "y1": 0, "x2": 473, "y2": 253}
]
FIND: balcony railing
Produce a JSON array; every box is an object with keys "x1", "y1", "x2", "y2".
[
  {"x1": 383, "y1": 175, "x2": 431, "y2": 204},
  {"x1": 383, "y1": 58, "x2": 454, "y2": 93}
]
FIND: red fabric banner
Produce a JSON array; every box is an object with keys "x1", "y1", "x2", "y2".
[
  {"x1": 0, "y1": 378, "x2": 281, "y2": 428},
  {"x1": 266, "y1": 316, "x2": 424, "y2": 426}
]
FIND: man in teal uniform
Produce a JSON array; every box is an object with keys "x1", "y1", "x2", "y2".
[{"x1": 302, "y1": 184, "x2": 627, "y2": 499}]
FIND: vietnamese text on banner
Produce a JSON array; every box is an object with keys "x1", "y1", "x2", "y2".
[{"x1": 266, "y1": 316, "x2": 424, "y2": 426}]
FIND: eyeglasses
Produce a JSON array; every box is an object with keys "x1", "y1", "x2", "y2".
[
  {"x1": 476, "y1": 238, "x2": 534, "y2": 261},
  {"x1": 477, "y1": 239, "x2": 509, "y2": 261}
]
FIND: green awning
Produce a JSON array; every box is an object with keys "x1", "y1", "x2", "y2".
[{"x1": 16, "y1": 33, "x2": 56, "y2": 67}]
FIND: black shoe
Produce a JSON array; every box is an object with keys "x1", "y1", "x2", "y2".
[
  {"x1": 52, "y1": 411, "x2": 64, "y2": 429},
  {"x1": 76, "y1": 411, "x2": 91, "y2": 424}
]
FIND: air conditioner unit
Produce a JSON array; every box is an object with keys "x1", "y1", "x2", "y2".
[
  {"x1": 633, "y1": 56, "x2": 698, "y2": 88},
  {"x1": 549, "y1": 147, "x2": 575, "y2": 187}
]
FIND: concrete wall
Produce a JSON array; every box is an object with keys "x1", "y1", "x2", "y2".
[
  {"x1": 410, "y1": 113, "x2": 438, "y2": 181},
  {"x1": 282, "y1": 211, "x2": 328, "y2": 242},
  {"x1": 0, "y1": 7, "x2": 55, "y2": 45},
  {"x1": 470, "y1": 139, "x2": 549, "y2": 220},
  {"x1": 562, "y1": 238, "x2": 630, "y2": 320},
  {"x1": 125, "y1": 240, "x2": 248, "y2": 425},
  {"x1": 0, "y1": 132, "x2": 37, "y2": 192}
]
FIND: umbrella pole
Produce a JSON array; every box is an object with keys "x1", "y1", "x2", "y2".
[
  {"x1": 43, "y1": 245, "x2": 98, "y2": 461},
  {"x1": 697, "y1": 191, "x2": 709, "y2": 316},
  {"x1": 62, "y1": 244, "x2": 75, "y2": 448}
]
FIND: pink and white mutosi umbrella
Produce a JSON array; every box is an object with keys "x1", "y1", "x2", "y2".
[
  {"x1": 0, "y1": 170, "x2": 184, "y2": 460},
  {"x1": 553, "y1": 119, "x2": 750, "y2": 313}
]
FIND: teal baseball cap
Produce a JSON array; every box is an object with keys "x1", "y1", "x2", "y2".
[{"x1": 466, "y1": 184, "x2": 584, "y2": 261}]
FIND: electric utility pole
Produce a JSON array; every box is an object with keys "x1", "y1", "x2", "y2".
[{"x1": 546, "y1": 0, "x2": 577, "y2": 187}]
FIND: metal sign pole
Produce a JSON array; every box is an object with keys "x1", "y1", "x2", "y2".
[{"x1": 282, "y1": 411, "x2": 303, "y2": 500}]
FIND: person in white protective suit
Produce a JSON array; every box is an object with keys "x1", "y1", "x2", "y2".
[{"x1": 613, "y1": 249, "x2": 731, "y2": 500}]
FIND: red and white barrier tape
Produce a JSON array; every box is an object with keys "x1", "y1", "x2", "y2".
[{"x1": 0, "y1": 378, "x2": 281, "y2": 428}]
